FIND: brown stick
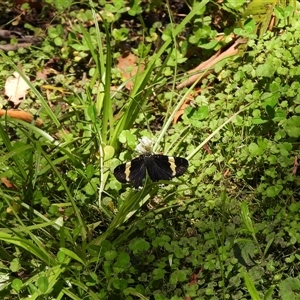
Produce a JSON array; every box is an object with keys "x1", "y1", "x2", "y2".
[
  {"x1": 0, "y1": 110, "x2": 43, "y2": 127},
  {"x1": 177, "y1": 38, "x2": 247, "y2": 89},
  {"x1": 0, "y1": 43, "x2": 33, "y2": 51}
]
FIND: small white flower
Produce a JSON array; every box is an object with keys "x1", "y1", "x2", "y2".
[{"x1": 135, "y1": 137, "x2": 154, "y2": 154}]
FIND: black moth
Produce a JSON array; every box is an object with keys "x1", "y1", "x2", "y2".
[{"x1": 114, "y1": 154, "x2": 188, "y2": 189}]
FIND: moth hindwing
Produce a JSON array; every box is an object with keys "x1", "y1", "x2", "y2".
[{"x1": 114, "y1": 154, "x2": 188, "y2": 189}]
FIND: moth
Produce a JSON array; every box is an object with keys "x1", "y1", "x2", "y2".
[
  {"x1": 114, "y1": 137, "x2": 188, "y2": 188},
  {"x1": 114, "y1": 154, "x2": 188, "y2": 189}
]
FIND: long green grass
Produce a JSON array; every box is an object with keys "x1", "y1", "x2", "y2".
[{"x1": 0, "y1": 0, "x2": 299, "y2": 299}]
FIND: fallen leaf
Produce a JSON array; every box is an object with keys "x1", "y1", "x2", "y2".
[
  {"x1": 5, "y1": 71, "x2": 30, "y2": 107},
  {"x1": 173, "y1": 102, "x2": 190, "y2": 124},
  {"x1": 1, "y1": 177, "x2": 21, "y2": 214},
  {"x1": 36, "y1": 58, "x2": 61, "y2": 80},
  {"x1": 203, "y1": 144, "x2": 212, "y2": 154},
  {"x1": 224, "y1": 168, "x2": 231, "y2": 177},
  {"x1": 173, "y1": 88, "x2": 202, "y2": 124},
  {"x1": 1, "y1": 177, "x2": 18, "y2": 189},
  {"x1": 117, "y1": 53, "x2": 144, "y2": 90},
  {"x1": 36, "y1": 70, "x2": 49, "y2": 80},
  {"x1": 184, "y1": 268, "x2": 203, "y2": 299},
  {"x1": 293, "y1": 156, "x2": 299, "y2": 175}
]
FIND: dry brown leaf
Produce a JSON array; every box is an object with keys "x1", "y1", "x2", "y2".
[
  {"x1": 1, "y1": 177, "x2": 18, "y2": 189},
  {"x1": 2, "y1": 177, "x2": 20, "y2": 214},
  {"x1": 293, "y1": 156, "x2": 299, "y2": 175},
  {"x1": 223, "y1": 168, "x2": 231, "y2": 177},
  {"x1": 173, "y1": 89, "x2": 202, "y2": 124},
  {"x1": 185, "y1": 268, "x2": 203, "y2": 300},
  {"x1": 117, "y1": 53, "x2": 144, "y2": 90},
  {"x1": 5, "y1": 71, "x2": 30, "y2": 107},
  {"x1": 173, "y1": 102, "x2": 190, "y2": 124},
  {"x1": 36, "y1": 71, "x2": 48, "y2": 81}
]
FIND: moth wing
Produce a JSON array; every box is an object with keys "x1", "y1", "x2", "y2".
[
  {"x1": 173, "y1": 157, "x2": 189, "y2": 176},
  {"x1": 146, "y1": 155, "x2": 188, "y2": 182},
  {"x1": 128, "y1": 157, "x2": 147, "y2": 188},
  {"x1": 146, "y1": 155, "x2": 172, "y2": 182},
  {"x1": 114, "y1": 156, "x2": 146, "y2": 189},
  {"x1": 114, "y1": 162, "x2": 130, "y2": 183}
]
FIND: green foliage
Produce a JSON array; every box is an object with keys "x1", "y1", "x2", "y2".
[{"x1": 0, "y1": 0, "x2": 300, "y2": 299}]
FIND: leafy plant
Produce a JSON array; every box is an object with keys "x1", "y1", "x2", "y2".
[{"x1": 0, "y1": 0, "x2": 300, "y2": 299}]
